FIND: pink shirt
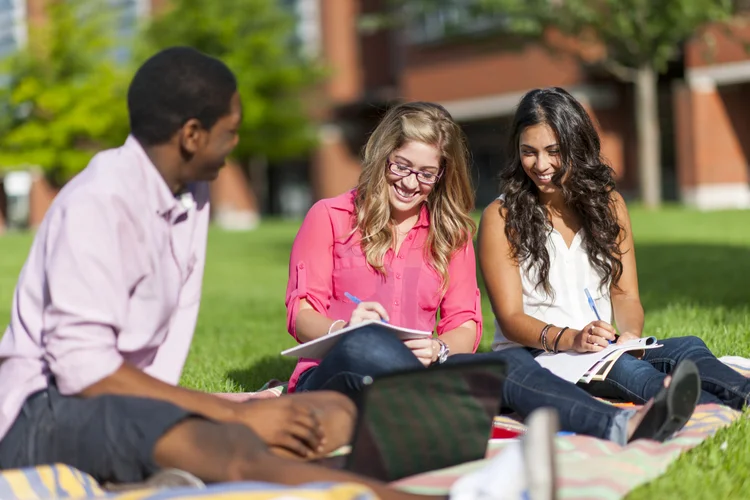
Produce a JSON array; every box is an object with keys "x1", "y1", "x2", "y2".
[
  {"x1": 285, "y1": 190, "x2": 483, "y2": 391},
  {"x1": 0, "y1": 136, "x2": 209, "y2": 441}
]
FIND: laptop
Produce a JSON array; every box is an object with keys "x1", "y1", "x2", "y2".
[{"x1": 314, "y1": 358, "x2": 507, "y2": 482}]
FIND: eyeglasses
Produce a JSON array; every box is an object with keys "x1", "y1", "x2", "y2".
[{"x1": 387, "y1": 161, "x2": 442, "y2": 185}]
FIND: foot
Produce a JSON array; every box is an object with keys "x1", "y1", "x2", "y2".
[
  {"x1": 626, "y1": 360, "x2": 701, "y2": 443},
  {"x1": 449, "y1": 408, "x2": 558, "y2": 500}
]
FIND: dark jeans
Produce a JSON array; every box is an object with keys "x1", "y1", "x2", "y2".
[
  {"x1": 0, "y1": 382, "x2": 193, "y2": 484},
  {"x1": 584, "y1": 336, "x2": 750, "y2": 409},
  {"x1": 296, "y1": 326, "x2": 629, "y2": 441}
]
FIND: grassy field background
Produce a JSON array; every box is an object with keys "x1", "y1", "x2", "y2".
[{"x1": 0, "y1": 205, "x2": 749, "y2": 497}]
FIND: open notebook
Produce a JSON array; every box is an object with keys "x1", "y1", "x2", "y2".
[
  {"x1": 281, "y1": 320, "x2": 432, "y2": 359},
  {"x1": 535, "y1": 336, "x2": 662, "y2": 384}
]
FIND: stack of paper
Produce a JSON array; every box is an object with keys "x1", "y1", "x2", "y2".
[{"x1": 535, "y1": 336, "x2": 661, "y2": 384}]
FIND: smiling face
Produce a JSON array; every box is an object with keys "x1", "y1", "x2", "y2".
[
  {"x1": 386, "y1": 140, "x2": 441, "y2": 222},
  {"x1": 519, "y1": 123, "x2": 562, "y2": 198}
]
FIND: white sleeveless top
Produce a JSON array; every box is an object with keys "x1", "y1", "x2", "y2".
[{"x1": 491, "y1": 196, "x2": 613, "y2": 351}]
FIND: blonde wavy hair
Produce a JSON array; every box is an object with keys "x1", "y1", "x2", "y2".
[{"x1": 353, "y1": 101, "x2": 476, "y2": 292}]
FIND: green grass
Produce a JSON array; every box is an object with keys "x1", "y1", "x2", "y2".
[{"x1": 1, "y1": 206, "x2": 749, "y2": 498}]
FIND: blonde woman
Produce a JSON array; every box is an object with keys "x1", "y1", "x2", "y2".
[{"x1": 284, "y1": 101, "x2": 699, "y2": 446}]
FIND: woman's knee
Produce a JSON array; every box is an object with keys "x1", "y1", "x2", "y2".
[
  {"x1": 678, "y1": 336, "x2": 708, "y2": 350},
  {"x1": 331, "y1": 326, "x2": 416, "y2": 369}
]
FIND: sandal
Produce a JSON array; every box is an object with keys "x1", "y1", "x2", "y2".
[{"x1": 628, "y1": 360, "x2": 701, "y2": 443}]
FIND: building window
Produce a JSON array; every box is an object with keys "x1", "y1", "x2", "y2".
[
  {"x1": 0, "y1": 0, "x2": 26, "y2": 59},
  {"x1": 405, "y1": 1, "x2": 508, "y2": 45},
  {"x1": 108, "y1": 0, "x2": 150, "y2": 62}
]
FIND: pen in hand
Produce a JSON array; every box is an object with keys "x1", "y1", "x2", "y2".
[
  {"x1": 584, "y1": 288, "x2": 612, "y2": 344},
  {"x1": 344, "y1": 292, "x2": 389, "y2": 323}
]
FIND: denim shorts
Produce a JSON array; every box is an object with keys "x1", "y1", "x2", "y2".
[{"x1": 0, "y1": 382, "x2": 194, "y2": 484}]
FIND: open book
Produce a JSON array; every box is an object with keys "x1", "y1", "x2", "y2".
[
  {"x1": 281, "y1": 320, "x2": 432, "y2": 359},
  {"x1": 535, "y1": 336, "x2": 661, "y2": 384}
]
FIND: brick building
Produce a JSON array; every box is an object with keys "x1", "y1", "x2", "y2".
[
  {"x1": 311, "y1": 1, "x2": 750, "y2": 210},
  {"x1": 2, "y1": 0, "x2": 748, "y2": 233}
]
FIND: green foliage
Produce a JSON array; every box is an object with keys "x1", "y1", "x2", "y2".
[
  {"x1": 0, "y1": 0, "x2": 131, "y2": 185},
  {"x1": 140, "y1": 0, "x2": 324, "y2": 163}
]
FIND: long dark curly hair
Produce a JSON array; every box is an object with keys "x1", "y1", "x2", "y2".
[{"x1": 499, "y1": 87, "x2": 623, "y2": 297}]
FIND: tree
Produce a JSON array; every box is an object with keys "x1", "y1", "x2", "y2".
[
  {"x1": 371, "y1": 0, "x2": 746, "y2": 207},
  {"x1": 0, "y1": 0, "x2": 131, "y2": 185},
  {"x1": 141, "y1": 0, "x2": 324, "y2": 166}
]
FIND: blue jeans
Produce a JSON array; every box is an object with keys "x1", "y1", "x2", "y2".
[
  {"x1": 584, "y1": 336, "x2": 750, "y2": 409},
  {"x1": 296, "y1": 326, "x2": 634, "y2": 443}
]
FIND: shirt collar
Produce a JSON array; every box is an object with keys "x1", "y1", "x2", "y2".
[
  {"x1": 125, "y1": 135, "x2": 194, "y2": 219},
  {"x1": 329, "y1": 189, "x2": 431, "y2": 228}
]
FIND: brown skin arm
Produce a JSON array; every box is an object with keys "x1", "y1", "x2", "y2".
[
  {"x1": 609, "y1": 192, "x2": 645, "y2": 343},
  {"x1": 478, "y1": 200, "x2": 564, "y2": 348},
  {"x1": 80, "y1": 362, "x2": 343, "y2": 458}
]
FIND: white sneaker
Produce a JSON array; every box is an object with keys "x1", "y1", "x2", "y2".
[{"x1": 449, "y1": 408, "x2": 558, "y2": 500}]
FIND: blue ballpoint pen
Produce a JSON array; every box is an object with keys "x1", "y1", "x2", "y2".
[
  {"x1": 345, "y1": 292, "x2": 388, "y2": 323},
  {"x1": 584, "y1": 288, "x2": 612, "y2": 344}
]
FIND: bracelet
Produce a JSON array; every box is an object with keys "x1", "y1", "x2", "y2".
[
  {"x1": 328, "y1": 319, "x2": 346, "y2": 335},
  {"x1": 539, "y1": 324, "x2": 553, "y2": 353},
  {"x1": 552, "y1": 327, "x2": 569, "y2": 353}
]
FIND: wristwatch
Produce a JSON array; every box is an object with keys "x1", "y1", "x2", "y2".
[{"x1": 434, "y1": 338, "x2": 450, "y2": 364}]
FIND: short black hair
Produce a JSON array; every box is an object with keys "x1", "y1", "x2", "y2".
[{"x1": 127, "y1": 46, "x2": 238, "y2": 146}]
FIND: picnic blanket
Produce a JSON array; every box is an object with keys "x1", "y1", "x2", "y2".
[
  {"x1": 0, "y1": 465, "x2": 377, "y2": 500},
  {"x1": 1, "y1": 357, "x2": 747, "y2": 499}
]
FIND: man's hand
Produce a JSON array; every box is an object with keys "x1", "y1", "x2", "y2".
[
  {"x1": 404, "y1": 337, "x2": 437, "y2": 367},
  {"x1": 234, "y1": 397, "x2": 325, "y2": 458},
  {"x1": 235, "y1": 391, "x2": 357, "y2": 460}
]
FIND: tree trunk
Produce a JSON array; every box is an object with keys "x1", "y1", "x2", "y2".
[
  {"x1": 634, "y1": 64, "x2": 662, "y2": 208},
  {"x1": 248, "y1": 155, "x2": 269, "y2": 214}
]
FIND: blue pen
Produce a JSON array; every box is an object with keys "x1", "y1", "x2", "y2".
[
  {"x1": 344, "y1": 292, "x2": 388, "y2": 323},
  {"x1": 584, "y1": 288, "x2": 612, "y2": 344}
]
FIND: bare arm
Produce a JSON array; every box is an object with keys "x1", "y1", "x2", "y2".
[
  {"x1": 478, "y1": 200, "x2": 560, "y2": 348},
  {"x1": 81, "y1": 362, "x2": 238, "y2": 420},
  {"x1": 610, "y1": 192, "x2": 645, "y2": 339}
]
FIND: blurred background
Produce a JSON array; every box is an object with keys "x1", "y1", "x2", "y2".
[{"x1": 0, "y1": 0, "x2": 748, "y2": 233}]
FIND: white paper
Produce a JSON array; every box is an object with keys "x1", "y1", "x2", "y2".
[
  {"x1": 535, "y1": 336, "x2": 661, "y2": 383},
  {"x1": 281, "y1": 320, "x2": 432, "y2": 359}
]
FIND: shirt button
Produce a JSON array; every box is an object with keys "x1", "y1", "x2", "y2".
[
  {"x1": 299, "y1": 263, "x2": 305, "y2": 269},
  {"x1": 398, "y1": 254, "x2": 404, "y2": 259},
  {"x1": 396, "y1": 273, "x2": 401, "y2": 279},
  {"x1": 407, "y1": 234, "x2": 413, "y2": 241},
  {"x1": 394, "y1": 300, "x2": 400, "y2": 306}
]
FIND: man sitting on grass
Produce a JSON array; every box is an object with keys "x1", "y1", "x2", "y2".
[{"x1": 0, "y1": 46, "x2": 451, "y2": 500}]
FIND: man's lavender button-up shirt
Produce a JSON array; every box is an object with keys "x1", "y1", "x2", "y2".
[{"x1": 0, "y1": 136, "x2": 210, "y2": 441}]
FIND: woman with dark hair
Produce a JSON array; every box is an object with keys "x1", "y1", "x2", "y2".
[{"x1": 478, "y1": 86, "x2": 750, "y2": 409}]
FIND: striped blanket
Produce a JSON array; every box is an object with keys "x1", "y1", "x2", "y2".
[{"x1": 1, "y1": 356, "x2": 747, "y2": 499}]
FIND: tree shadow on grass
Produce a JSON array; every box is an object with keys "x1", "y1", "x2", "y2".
[
  {"x1": 635, "y1": 243, "x2": 750, "y2": 312},
  {"x1": 226, "y1": 355, "x2": 297, "y2": 392}
]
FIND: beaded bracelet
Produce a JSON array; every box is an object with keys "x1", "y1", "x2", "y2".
[
  {"x1": 539, "y1": 324, "x2": 553, "y2": 353},
  {"x1": 552, "y1": 326, "x2": 569, "y2": 353}
]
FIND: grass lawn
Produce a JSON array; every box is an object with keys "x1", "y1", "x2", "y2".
[{"x1": 1, "y1": 205, "x2": 749, "y2": 498}]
